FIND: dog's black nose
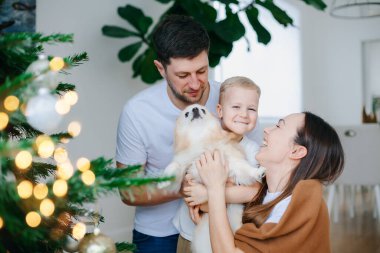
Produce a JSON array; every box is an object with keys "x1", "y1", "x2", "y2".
[{"x1": 192, "y1": 107, "x2": 201, "y2": 119}]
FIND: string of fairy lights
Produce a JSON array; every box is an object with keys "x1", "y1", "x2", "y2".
[{"x1": 0, "y1": 55, "x2": 96, "y2": 241}]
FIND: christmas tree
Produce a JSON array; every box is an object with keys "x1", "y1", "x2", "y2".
[{"x1": 0, "y1": 31, "x2": 171, "y2": 253}]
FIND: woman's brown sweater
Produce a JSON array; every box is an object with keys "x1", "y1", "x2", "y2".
[{"x1": 234, "y1": 180, "x2": 330, "y2": 253}]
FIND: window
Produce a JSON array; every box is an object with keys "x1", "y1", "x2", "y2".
[{"x1": 213, "y1": 1, "x2": 301, "y2": 121}]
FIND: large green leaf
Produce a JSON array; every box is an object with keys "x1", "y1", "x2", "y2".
[
  {"x1": 217, "y1": 0, "x2": 239, "y2": 4},
  {"x1": 102, "y1": 25, "x2": 140, "y2": 38},
  {"x1": 245, "y1": 6, "x2": 271, "y2": 45},
  {"x1": 118, "y1": 41, "x2": 143, "y2": 62},
  {"x1": 132, "y1": 48, "x2": 162, "y2": 84},
  {"x1": 302, "y1": 0, "x2": 327, "y2": 10},
  {"x1": 255, "y1": 0, "x2": 293, "y2": 27},
  {"x1": 178, "y1": 0, "x2": 217, "y2": 30},
  {"x1": 213, "y1": 8, "x2": 245, "y2": 43},
  {"x1": 209, "y1": 31, "x2": 233, "y2": 57},
  {"x1": 209, "y1": 52, "x2": 222, "y2": 67},
  {"x1": 117, "y1": 5, "x2": 153, "y2": 34}
]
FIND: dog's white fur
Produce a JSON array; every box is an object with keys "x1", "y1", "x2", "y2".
[{"x1": 159, "y1": 104, "x2": 265, "y2": 253}]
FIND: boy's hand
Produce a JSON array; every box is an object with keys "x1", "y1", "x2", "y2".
[{"x1": 184, "y1": 181, "x2": 208, "y2": 206}]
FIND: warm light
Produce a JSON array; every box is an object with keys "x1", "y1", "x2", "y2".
[
  {"x1": 63, "y1": 91, "x2": 78, "y2": 106},
  {"x1": 60, "y1": 137, "x2": 70, "y2": 144},
  {"x1": 53, "y1": 179, "x2": 68, "y2": 197},
  {"x1": 0, "y1": 112, "x2": 9, "y2": 130},
  {"x1": 68, "y1": 121, "x2": 81, "y2": 137},
  {"x1": 15, "y1": 150, "x2": 33, "y2": 169},
  {"x1": 0, "y1": 216, "x2": 3, "y2": 229},
  {"x1": 55, "y1": 99, "x2": 71, "y2": 115},
  {"x1": 40, "y1": 199, "x2": 55, "y2": 216},
  {"x1": 54, "y1": 147, "x2": 68, "y2": 163},
  {"x1": 36, "y1": 135, "x2": 51, "y2": 147},
  {"x1": 72, "y1": 222, "x2": 86, "y2": 240},
  {"x1": 33, "y1": 183, "x2": 48, "y2": 200},
  {"x1": 25, "y1": 211, "x2": 41, "y2": 227},
  {"x1": 49, "y1": 57, "x2": 65, "y2": 71},
  {"x1": 17, "y1": 180, "x2": 34, "y2": 199},
  {"x1": 81, "y1": 170, "x2": 95, "y2": 185},
  {"x1": 76, "y1": 157, "x2": 90, "y2": 172},
  {"x1": 4, "y1": 95, "x2": 19, "y2": 111},
  {"x1": 57, "y1": 161, "x2": 74, "y2": 180},
  {"x1": 37, "y1": 139, "x2": 55, "y2": 158}
]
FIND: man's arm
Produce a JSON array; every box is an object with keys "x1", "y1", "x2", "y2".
[{"x1": 117, "y1": 162, "x2": 182, "y2": 206}]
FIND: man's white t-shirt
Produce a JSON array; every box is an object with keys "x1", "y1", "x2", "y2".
[
  {"x1": 173, "y1": 136, "x2": 260, "y2": 240},
  {"x1": 116, "y1": 80, "x2": 262, "y2": 237}
]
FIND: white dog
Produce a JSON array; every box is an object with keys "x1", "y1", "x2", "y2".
[{"x1": 159, "y1": 104, "x2": 265, "y2": 253}]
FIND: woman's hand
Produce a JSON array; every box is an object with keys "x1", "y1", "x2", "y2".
[
  {"x1": 196, "y1": 150, "x2": 229, "y2": 190},
  {"x1": 184, "y1": 180, "x2": 208, "y2": 206}
]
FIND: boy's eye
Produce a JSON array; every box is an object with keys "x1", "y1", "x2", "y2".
[
  {"x1": 232, "y1": 106, "x2": 240, "y2": 109},
  {"x1": 248, "y1": 108, "x2": 256, "y2": 111},
  {"x1": 275, "y1": 124, "x2": 280, "y2": 128}
]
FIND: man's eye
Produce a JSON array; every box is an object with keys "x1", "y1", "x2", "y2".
[
  {"x1": 185, "y1": 112, "x2": 189, "y2": 118},
  {"x1": 178, "y1": 75, "x2": 187, "y2": 79}
]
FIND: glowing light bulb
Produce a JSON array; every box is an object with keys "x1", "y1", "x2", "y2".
[
  {"x1": 55, "y1": 99, "x2": 71, "y2": 115},
  {"x1": 54, "y1": 147, "x2": 68, "y2": 163},
  {"x1": 49, "y1": 57, "x2": 65, "y2": 71},
  {"x1": 57, "y1": 161, "x2": 74, "y2": 180},
  {"x1": 68, "y1": 121, "x2": 81, "y2": 137},
  {"x1": 72, "y1": 222, "x2": 86, "y2": 240},
  {"x1": 37, "y1": 138, "x2": 55, "y2": 158},
  {"x1": 17, "y1": 180, "x2": 34, "y2": 199},
  {"x1": 53, "y1": 179, "x2": 68, "y2": 197},
  {"x1": 40, "y1": 199, "x2": 55, "y2": 216},
  {"x1": 4, "y1": 95, "x2": 19, "y2": 111},
  {"x1": 63, "y1": 91, "x2": 78, "y2": 106},
  {"x1": 25, "y1": 211, "x2": 41, "y2": 227},
  {"x1": 0, "y1": 112, "x2": 9, "y2": 130},
  {"x1": 76, "y1": 157, "x2": 90, "y2": 172},
  {"x1": 0, "y1": 216, "x2": 4, "y2": 229},
  {"x1": 33, "y1": 183, "x2": 48, "y2": 200},
  {"x1": 15, "y1": 150, "x2": 33, "y2": 170},
  {"x1": 81, "y1": 170, "x2": 95, "y2": 186}
]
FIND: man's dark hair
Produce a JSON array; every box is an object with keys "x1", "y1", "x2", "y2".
[{"x1": 152, "y1": 15, "x2": 210, "y2": 67}]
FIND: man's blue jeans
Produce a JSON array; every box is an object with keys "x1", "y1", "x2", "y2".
[{"x1": 132, "y1": 229, "x2": 179, "y2": 253}]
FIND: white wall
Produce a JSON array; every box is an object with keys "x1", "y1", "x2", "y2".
[
  {"x1": 292, "y1": 0, "x2": 380, "y2": 125},
  {"x1": 36, "y1": 0, "x2": 380, "y2": 242}
]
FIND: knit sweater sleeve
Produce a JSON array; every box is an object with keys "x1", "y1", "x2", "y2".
[{"x1": 234, "y1": 180, "x2": 331, "y2": 253}]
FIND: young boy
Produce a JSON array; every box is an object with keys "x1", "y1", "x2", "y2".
[{"x1": 174, "y1": 76, "x2": 262, "y2": 253}]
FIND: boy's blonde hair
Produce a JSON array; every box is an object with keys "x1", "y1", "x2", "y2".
[{"x1": 219, "y1": 76, "x2": 261, "y2": 104}]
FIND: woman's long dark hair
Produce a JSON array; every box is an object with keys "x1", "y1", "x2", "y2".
[{"x1": 242, "y1": 112, "x2": 344, "y2": 227}]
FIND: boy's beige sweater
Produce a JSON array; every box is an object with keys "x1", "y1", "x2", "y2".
[{"x1": 235, "y1": 180, "x2": 330, "y2": 253}]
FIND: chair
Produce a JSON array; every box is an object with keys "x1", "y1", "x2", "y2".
[{"x1": 326, "y1": 124, "x2": 380, "y2": 222}]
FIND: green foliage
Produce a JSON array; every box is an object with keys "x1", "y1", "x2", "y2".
[
  {"x1": 0, "y1": 31, "x2": 171, "y2": 252},
  {"x1": 102, "y1": 0, "x2": 327, "y2": 84}
]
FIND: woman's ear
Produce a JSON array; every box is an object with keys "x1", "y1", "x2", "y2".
[
  {"x1": 290, "y1": 145, "x2": 307, "y2": 160},
  {"x1": 216, "y1": 104, "x2": 223, "y2": 119},
  {"x1": 154, "y1": 60, "x2": 166, "y2": 78}
]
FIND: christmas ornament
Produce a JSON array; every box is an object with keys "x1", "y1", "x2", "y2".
[
  {"x1": 62, "y1": 235, "x2": 79, "y2": 253},
  {"x1": 25, "y1": 88, "x2": 62, "y2": 133},
  {"x1": 78, "y1": 228, "x2": 116, "y2": 253}
]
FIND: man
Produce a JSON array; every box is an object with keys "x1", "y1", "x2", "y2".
[{"x1": 116, "y1": 15, "x2": 260, "y2": 253}]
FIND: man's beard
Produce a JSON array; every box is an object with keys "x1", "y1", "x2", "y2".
[{"x1": 167, "y1": 78, "x2": 204, "y2": 104}]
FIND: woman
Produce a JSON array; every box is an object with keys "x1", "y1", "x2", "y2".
[{"x1": 185, "y1": 112, "x2": 344, "y2": 253}]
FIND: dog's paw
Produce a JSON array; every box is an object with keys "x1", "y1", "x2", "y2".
[
  {"x1": 157, "y1": 181, "x2": 172, "y2": 189},
  {"x1": 255, "y1": 166, "x2": 266, "y2": 183}
]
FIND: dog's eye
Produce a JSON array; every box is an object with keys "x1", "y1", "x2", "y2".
[
  {"x1": 185, "y1": 112, "x2": 189, "y2": 118},
  {"x1": 201, "y1": 109, "x2": 206, "y2": 114}
]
